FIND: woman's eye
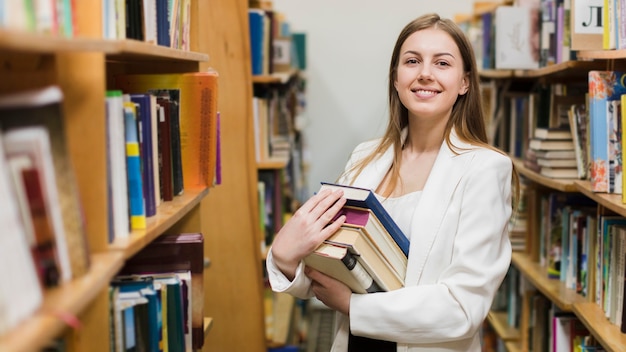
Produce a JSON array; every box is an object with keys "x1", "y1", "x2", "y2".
[
  {"x1": 406, "y1": 58, "x2": 419, "y2": 64},
  {"x1": 436, "y1": 61, "x2": 450, "y2": 66}
]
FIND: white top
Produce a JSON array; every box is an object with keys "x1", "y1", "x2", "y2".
[{"x1": 376, "y1": 191, "x2": 422, "y2": 240}]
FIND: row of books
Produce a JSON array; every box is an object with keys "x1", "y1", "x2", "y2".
[
  {"x1": 0, "y1": 0, "x2": 75, "y2": 37},
  {"x1": 0, "y1": 86, "x2": 90, "y2": 335},
  {"x1": 248, "y1": 6, "x2": 293, "y2": 76},
  {"x1": 102, "y1": 0, "x2": 191, "y2": 50},
  {"x1": 302, "y1": 183, "x2": 410, "y2": 294},
  {"x1": 536, "y1": 192, "x2": 626, "y2": 333},
  {"x1": 461, "y1": 0, "x2": 604, "y2": 71},
  {"x1": 110, "y1": 232, "x2": 204, "y2": 352},
  {"x1": 111, "y1": 71, "x2": 221, "y2": 241}
]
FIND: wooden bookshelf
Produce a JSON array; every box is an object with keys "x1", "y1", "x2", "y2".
[
  {"x1": 573, "y1": 302, "x2": 626, "y2": 352},
  {"x1": 0, "y1": 252, "x2": 125, "y2": 352},
  {"x1": 257, "y1": 157, "x2": 290, "y2": 170},
  {"x1": 108, "y1": 188, "x2": 209, "y2": 258},
  {"x1": 512, "y1": 60, "x2": 607, "y2": 79},
  {"x1": 511, "y1": 252, "x2": 587, "y2": 312},
  {"x1": 574, "y1": 180, "x2": 626, "y2": 217},
  {"x1": 487, "y1": 311, "x2": 520, "y2": 341},
  {"x1": 512, "y1": 158, "x2": 579, "y2": 192}
]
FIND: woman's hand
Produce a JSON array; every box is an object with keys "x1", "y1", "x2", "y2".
[
  {"x1": 271, "y1": 189, "x2": 347, "y2": 280},
  {"x1": 306, "y1": 267, "x2": 352, "y2": 316}
]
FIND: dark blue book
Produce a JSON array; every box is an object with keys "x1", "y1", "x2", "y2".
[
  {"x1": 130, "y1": 94, "x2": 157, "y2": 217},
  {"x1": 319, "y1": 182, "x2": 410, "y2": 257}
]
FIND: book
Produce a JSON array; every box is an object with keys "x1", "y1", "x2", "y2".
[
  {"x1": 333, "y1": 206, "x2": 407, "y2": 281},
  {"x1": 494, "y1": 5, "x2": 540, "y2": 70},
  {"x1": 533, "y1": 149, "x2": 576, "y2": 159},
  {"x1": 123, "y1": 101, "x2": 147, "y2": 230},
  {"x1": 540, "y1": 167, "x2": 579, "y2": 179},
  {"x1": 324, "y1": 226, "x2": 404, "y2": 291},
  {"x1": 318, "y1": 182, "x2": 410, "y2": 257},
  {"x1": 534, "y1": 127, "x2": 573, "y2": 140},
  {"x1": 0, "y1": 86, "x2": 90, "y2": 279},
  {"x1": 129, "y1": 93, "x2": 157, "y2": 217},
  {"x1": 105, "y1": 90, "x2": 130, "y2": 242},
  {"x1": 0, "y1": 133, "x2": 44, "y2": 335},
  {"x1": 536, "y1": 157, "x2": 578, "y2": 168},
  {"x1": 303, "y1": 241, "x2": 382, "y2": 294},
  {"x1": 528, "y1": 138, "x2": 575, "y2": 151},
  {"x1": 115, "y1": 71, "x2": 220, "y2": 190},
  {"x1": 588, "y1": 71, "x2": 626, "y2": 192},
  {"x1": 568, "y1": 103, "x2": 590, "y2": 180},
  {"x1": 118, "y1": 233, "x2": 204, "y2": 350},
  {"x1": 570, "y1": 0, "x2": 603, "y2": 50}
]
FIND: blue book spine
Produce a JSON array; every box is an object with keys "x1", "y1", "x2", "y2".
[
  {"x1": 124, "y1": 103, "x2": 147, "y2": 229},
  {"x1": 130, "y1": 94, "x2": 157, "y2": 217},
  {"x1": 248, "y1": 9, "x2": 265, "y2": 75}
]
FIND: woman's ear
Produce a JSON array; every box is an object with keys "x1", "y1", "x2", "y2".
[{"x1": 459, "y1": 74, "x2": 469, "y2": 95}]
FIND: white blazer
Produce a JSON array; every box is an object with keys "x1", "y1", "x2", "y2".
[{"x1": 267, "y1": 130, "x2": 513, "y2": 352}]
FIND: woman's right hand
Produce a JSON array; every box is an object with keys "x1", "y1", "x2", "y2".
[{"x1": 270, "y1": 189, "x2": 347, "y2": 280}]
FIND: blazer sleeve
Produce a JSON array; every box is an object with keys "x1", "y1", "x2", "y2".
[{"x1": 349, "y1": 150, "x2": 513, "y2": 344}]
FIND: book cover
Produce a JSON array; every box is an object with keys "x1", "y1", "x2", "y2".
[
  {"x1": 318, "y1": 182, "x2": 410, "y2": 257},
  {"x1": 570, "y1": 0, "x2": 604, "y2": 50},
  {"x1": 106, "y1": 90, "x2": 130, "y2": 242},
  {"x1": 0, "y1": 86, "x2": 90, "y2": 279},
  {"x1": 123, "y1": 101, "x2": 147, "y2": 230},
  {"x1": 568, "y1": 103, "x2": 590, "y2": 179},
  {"x1": 608, "y1": 99, "x2": 622, "y2": 194},
  {"x1": 333, "y1": 206, "x2": 407, "y2": 281},
  {"x1": 0, "y1": 134, "x2": 44, "y2": 335},
  {"x1": 588, "y1": 71, "x2": 626, "y2": 192},
  {"x1": 528, "y1": 138, "x2": 575, "y2": 151},
  {"x1": 494, "y1": 6, "x2": 540, "y2": 70},
  {"x1": 304, "y1": 242, "x2": 382, "y2": 294},
  {"x1": 129, "y1": 93, "x2": 157, "y2": 217},
  {"x1": 325, "y1": 226, "x2": 404, "y2": 291},
  {"x1": 115, "y1": 71, "x2": 220, "y2": 190},
  {"x1": 156, "y1": 95, "x2": 174, "y2": 201}
]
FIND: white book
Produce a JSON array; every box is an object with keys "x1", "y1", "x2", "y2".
[
  {"x1": 106, "y1": 92, "x2": 130, "y2": 241},
  {"x1": 495, "y1": 6, "x2": 540, "y2": 69},
  {"x1": 3, "y1": 126, "x2": 73, "y2": 282},
  {"x1": 0, "y1": 134, "x2": 43, "y2": 335}
]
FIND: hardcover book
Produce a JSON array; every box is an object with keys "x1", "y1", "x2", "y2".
[
  {"x1": 318, "y1": 182, "x2": 410, "y2": 257},
  {"x1": 0, "y1": 86, "x2": 90, "y2": 279},
  {"x1": 588, "y1": 71, "x2": 626, "y2": 192}
]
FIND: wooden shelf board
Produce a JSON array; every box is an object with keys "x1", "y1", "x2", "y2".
[
  {"x1": 512, "y1": 158, "x2": 579, "y2": 192},
  {"x1": 577, "y1": 48, "x2": 626, "y2": 60},
  {"x1": 487, "y1": 311, "x2": 520, "y2": 341},
  {"x1": 106, "y1": 39, "x2": 209, "y2": 62},
  {"x1": 511, "y1": 252, "x2": 587, "y2": 311},
  {"x1": 0, "y1": 252, "x2": 125, "y2": 352},
  {"x1": 573, "y1": 302, "x2": 626, "y2": 352},
  {"x1": 479, "y1": 69, "x2": 514, "y2": 79},
  {"x1": 512, "y1": 60, "x2": 606, "y2": 79},
  {"x1": 574, "y1": 180, "x2": 626, "y2": 217},
  {"x1": 108, "y1": 187, "x2": 209, "y2": 258},
  {"x1": 257, "y1": 157, "x2": 289, "y2": 170},
  {"x1": 203, "y1": 317, "x2": 214, "y2": 339},
  {"x1": 252, "y1": 69, "x2": 297, "y2": 84},
  {"x1": 505, "y1": 341, "x2": 522, "y2": 352},
  {"x1": 0, "y1": 30, "x2": 208, "y2": 63}
]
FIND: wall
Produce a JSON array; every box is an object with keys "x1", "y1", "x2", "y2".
[{"x1": 272, "y1": 0, "x2": 474, "y2": 194}]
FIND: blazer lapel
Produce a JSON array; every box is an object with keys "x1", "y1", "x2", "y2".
[{"x1": 404, "y1": 135, "x2": 474, "y2": 285}]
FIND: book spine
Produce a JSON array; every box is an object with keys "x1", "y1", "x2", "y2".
[{"x1": 341, "y1": 251, "x2": 382, "y2": 293}]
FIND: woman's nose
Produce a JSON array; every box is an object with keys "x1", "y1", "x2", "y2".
[{"x1": 417, "y1": 65, "x2": 433, "y2": 80}]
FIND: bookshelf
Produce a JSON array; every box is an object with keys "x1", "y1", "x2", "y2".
[
  {"x1": 0, "y1": 1, "x2": 227, "y2": 351},
  {"x1": 471, "y1": 2, "x2": 626, "y2": 349}
]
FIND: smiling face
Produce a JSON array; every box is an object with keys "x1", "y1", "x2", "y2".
[{"x1": 393, "y1": 27, "x2": 469, "y2": 125}]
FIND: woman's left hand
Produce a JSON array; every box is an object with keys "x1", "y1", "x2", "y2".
[{"x1": 305, "y1": 267, "x2": 352, "y2": 316}]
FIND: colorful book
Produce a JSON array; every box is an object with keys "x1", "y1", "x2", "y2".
[
  {"x1": 318, "y1": 182, "x2": 410, "y2": 257},
  {"x1": 588, "y1": 71, "x2": 626, "y2": 192},
  {"x1": 123, "y1": 101, "x2": 147, "y2": 230},
  {"x1": 115, "y1": 71, "x2": 220, "y2": 190},
  {"x1": 129, "y1": 93, "x2": 157, "y2": 217}
]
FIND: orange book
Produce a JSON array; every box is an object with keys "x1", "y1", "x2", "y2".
[{"x1": 115, "y1": 70, "x2": 220, "y2": 190}]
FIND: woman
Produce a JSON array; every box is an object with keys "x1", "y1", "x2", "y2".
[{"x1": 266, "y1": 13, "x2": 516, "y2": 352}]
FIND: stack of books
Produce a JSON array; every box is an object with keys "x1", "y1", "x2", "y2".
[
  {"x1": 526, "y1": 127, "x2": 578, "y2": 179},
  {"x1": 303, "y1": 183, "x2": 409, "y2": 293}
]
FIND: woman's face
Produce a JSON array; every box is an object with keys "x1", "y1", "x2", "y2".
[{"x1": 394, "y1": 27, "x2": 468, "y2": 123}]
